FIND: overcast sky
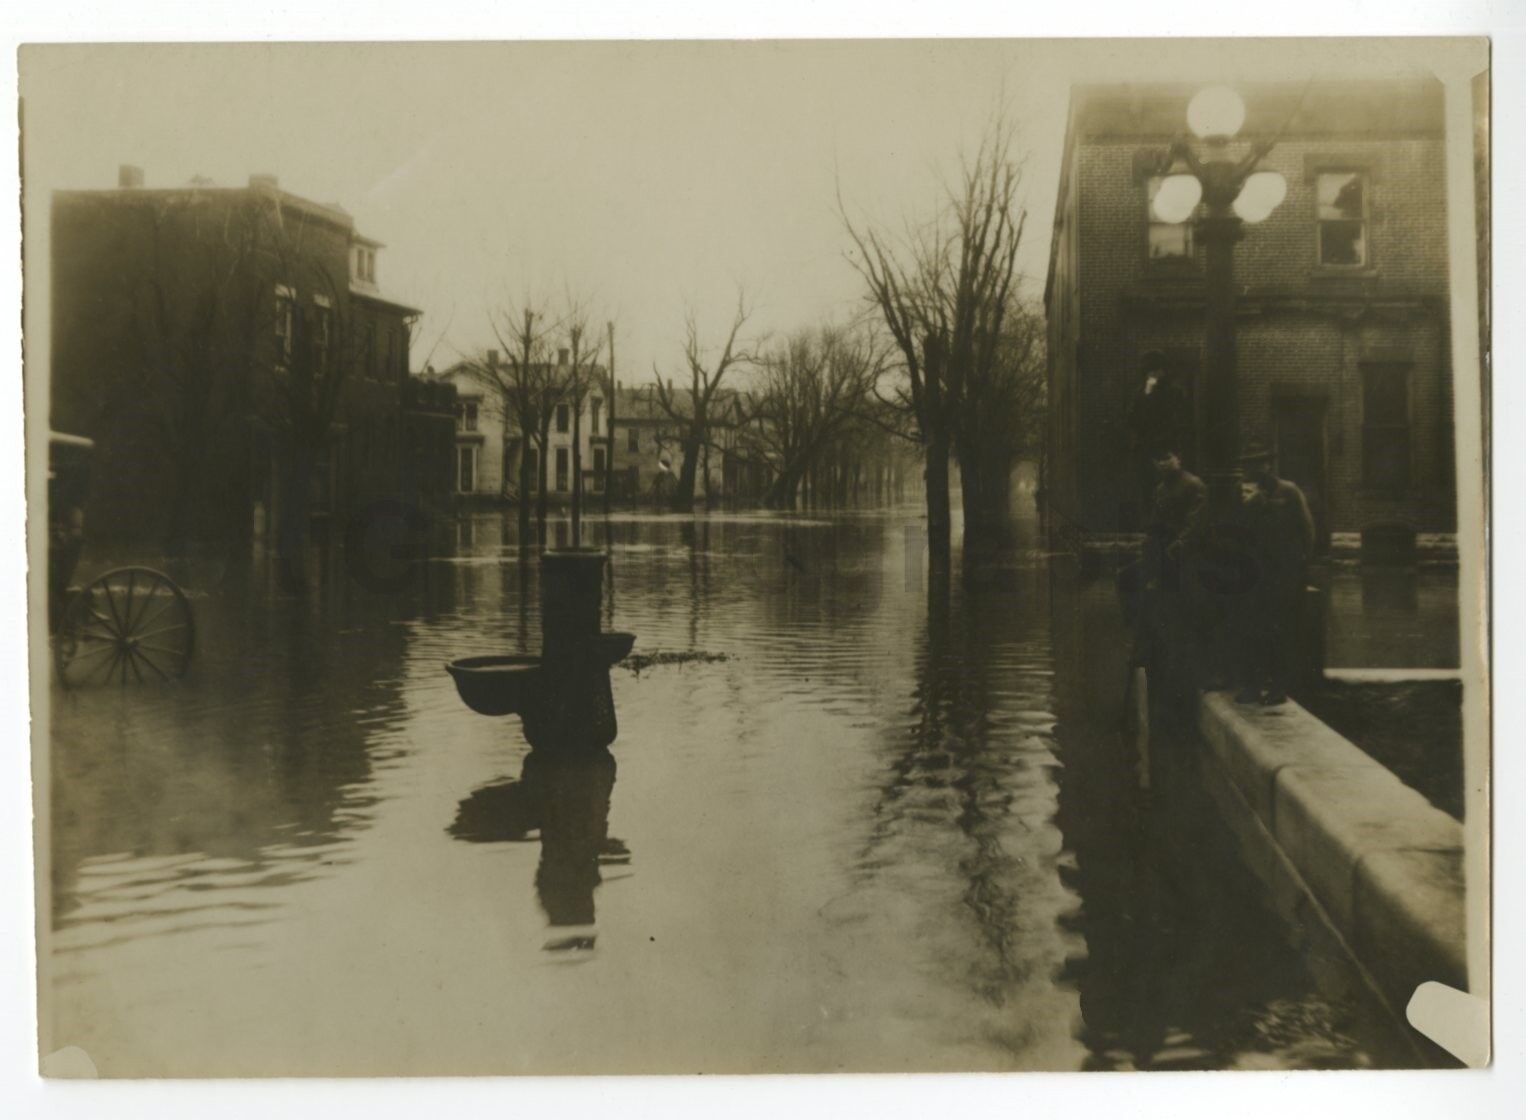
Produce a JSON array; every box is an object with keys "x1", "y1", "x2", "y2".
[{"x1": 21, "y1": 39, "x2": 1473, "y2": 388}]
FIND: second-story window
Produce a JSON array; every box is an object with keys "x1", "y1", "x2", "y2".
[
  {"x1": 456, "y1": 402, "x2": 479, "y2": 433},
  {"x1": 1317, "y1": 171, "x2": 1368, "y2": 267},
  {"x1": 274, "y1": 284, "x2": 295, "y2": 364},
  {"x1": 627, "y1": 427, "x2": 639, "y2": 453},
  {"x1": 556, "y1": 403, "x2": 570, "y2": 433},
  {"x1": 591, "y1": 396, "x2": 602, "y2": 434},
  {"x1": 352, "y1": 246, "x2": 376, "y2": 284},
  {"x1": 1146, "y1": 176, "x2": 1193, "y2": 261},
  {"x1": 314, "y1": 306, "x2": 331, "y2": 367},
  {"x1": 312, "y1": 293, "x2": 332, "y2": 368}
]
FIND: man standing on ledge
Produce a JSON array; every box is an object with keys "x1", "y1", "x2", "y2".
[
  {"x1": 1131, "y1": 445, "x2": 1207, "y2": 711},
  {"x1": 1144, "y1": 445, "x2": 1207, "y2": 594},
  {"x1": 1237, "y1": 443, "x2": 1316, "y2": 706}
]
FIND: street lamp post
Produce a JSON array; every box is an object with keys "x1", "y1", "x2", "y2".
[{"x1": 1151, "y1": 85, "x2": 1288, "y2": 512}]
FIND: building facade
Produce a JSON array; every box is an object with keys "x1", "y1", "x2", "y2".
[
  {"x1": 608, "y1": 385, "x2": 767, "y2": 503},
  {"x1": 1044, "y1": 80, "x2": 1456, "y2": 553},
  {"x1": 50, "y1": 167, "x2": 426, "y2": 552},
  {"x1": 427, "y1": 353, "x2": 614, "y2": 502}
]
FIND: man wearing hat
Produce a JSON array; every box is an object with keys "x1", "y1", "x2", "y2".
[{"x1": 1236, "y1": 442, "x2": 1316, "y2": 704}]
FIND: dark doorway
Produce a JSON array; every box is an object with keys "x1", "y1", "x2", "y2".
[{"x1": 1273, "y1": 395, "x2": 1330, "y2": 553}]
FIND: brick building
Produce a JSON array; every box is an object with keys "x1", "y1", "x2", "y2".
[
  {"x1": 1044, "y1": 80, "x2": 1456, "y2": 553},
  {"x1": 50, "y1": 167, "x2": 424, "y2": 552}
]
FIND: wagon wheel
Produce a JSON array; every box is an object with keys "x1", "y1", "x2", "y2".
[{"x1": 55, "y1": 567, "x2": 195, "y2": 688}]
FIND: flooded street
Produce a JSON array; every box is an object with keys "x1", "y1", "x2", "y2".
[{"x1": 43, "y1": 507, "x2": 1411, "y2": 1075}]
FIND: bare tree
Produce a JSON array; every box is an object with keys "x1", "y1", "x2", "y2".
[
  {"x1": 843, "y1": 120, "x2": 1028, "y2": 552},
  {"x1": 485, "y1": 298, "x2": 563, "y2": 545},
  {"x1": 561, "y1": 301, "x2": 606, "y2": 545},
  {"x1": 953, "y1": 295, "x2": 1046, "y2": 540},
  {"x1": 745, "y1": 324, "x2": 886, "y2": 509},
  {"x1": 652, "y1": 294, "x2": 755, "y2": 512}
]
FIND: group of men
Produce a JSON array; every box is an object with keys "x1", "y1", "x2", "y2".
[{"x1": 1127, "y1": 352, "x2": 1316, "y2": 706}]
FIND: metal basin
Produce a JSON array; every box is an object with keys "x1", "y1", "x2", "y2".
[
  {"x1": 601, "y1": 631, "x2": 636, "y2": 663},
  {"x1": 445, "y1": 655, "x2": 542, "y2": 716},
  {"x1": 447, "y1": 635, "x2": 634, "y2": 717}
]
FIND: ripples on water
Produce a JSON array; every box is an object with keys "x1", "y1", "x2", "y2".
[{"x1": 43, "y1": 507, "x2": 1408, "y2": 1075}]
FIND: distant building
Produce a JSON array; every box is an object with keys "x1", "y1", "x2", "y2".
[
  {"x1": 1044, "y1": 80, "x2": 1456, "y2": 554},
  {"x1": 609, "y1": 385, "x2": 767, "y2": 503},
  {"x1": 425, "y1": 351, "x2": 613, "y2": 501},
  {"x1": 543, "y1": 349, "x2": 613, "y2": 500},
  {"x1": 427, "y1": 361, "x2": 510, "y2": 500},
  {"x1": 50, "y1": 166, "x2": 423, "y2": 550},
  {"x1": 401, "y1": 373, "x2": 458, "y2": 516}
]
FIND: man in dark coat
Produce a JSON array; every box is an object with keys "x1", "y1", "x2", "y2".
[
  {"x1": 1127, "y1": 445, "x2": 1207, "y2": 686},
  {"x1": 1236, "y1": 443, "x2": 1316, "y2": 705}
]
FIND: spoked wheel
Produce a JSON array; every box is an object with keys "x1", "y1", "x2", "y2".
[{"x1": 55, "y1": 567, "x2": 196, "y2": 689}]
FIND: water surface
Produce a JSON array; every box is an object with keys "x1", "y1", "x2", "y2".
[{"x1": 44, "y1": 508, "x2": 1410, "y2": 1074}]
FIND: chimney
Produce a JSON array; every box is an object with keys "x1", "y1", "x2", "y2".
[
  {"x1": 118, "y1": 165, "x2": 144, "y2": 189},
  {"x1": 486, "y1": 349, "x2": 499, "y2": 369},
  {"x1": 558, "y1": 347, "x2": 570, "y2": 366},
  {"x1": 249, "y1": 173, "x2": 279, "y2": 191}
]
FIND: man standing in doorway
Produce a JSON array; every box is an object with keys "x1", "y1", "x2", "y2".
[
  {"x1": 1126, "y1": 351, "x2": 1192, "y2": 528},
  {"x1": 1237, "y1": 443, "x2": 1316, "y2": 705}
]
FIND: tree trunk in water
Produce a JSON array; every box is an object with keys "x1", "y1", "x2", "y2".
[
  {"x1": 670, "y1": 433, "x2": 701, "y2": 512},
  {"x1": 536, "y1": 430, "x2": 550, "y2": 545},
  {"x1": 517, "y1": 438, "x2": 533, "y2": 549},
  {"x1": 571, "y1": 402, "x2": 583, "y2": 546},
  {"x1": 765, "y1": 461, "x2": 805, "y2": 510},
  {"x1": 961, "y1": 445, "x2": 1016, "y2": 559},
  {"x1": 925, "y1": 429, "x2": 951, "y2": 562}
]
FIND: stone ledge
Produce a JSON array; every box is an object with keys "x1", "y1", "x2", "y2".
[
  {"x1": 1354, "y1": 849, "x2": 1468, "y2": 1001},
  {"x1": 1197, "y1": 693, "x2": 1371, "y2": 821},
  {"x1": 1198, "y1": 691, "x2": 1467, "y2": 1013}
]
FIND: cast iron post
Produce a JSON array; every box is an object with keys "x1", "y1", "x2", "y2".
[{"x1": 1196, "y1": 162, "x2": 1247, "y2": 515}]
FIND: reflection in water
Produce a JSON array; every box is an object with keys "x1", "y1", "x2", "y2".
[
  {"x1": 1325, "y1": 565, "x2": 1458, "y2": 669},
  {"x1": 451, "y1": 749, "x2": 624, "y2": 949},
  {"x1": 45, "y1": 506, "x2": 1424, "y2": 1074},
  {"x1": 1048, "y1": 561, "x2": 1397, "y2": 1070}
]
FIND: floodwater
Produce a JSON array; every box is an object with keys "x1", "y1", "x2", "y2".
[{"x1": 41, "y1": 506, "x2": 1415, "y2": 1075}]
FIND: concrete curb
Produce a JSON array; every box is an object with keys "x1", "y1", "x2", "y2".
[{"x1": 1197, "y1": 692, "x2": 1466, "y2": 1016}]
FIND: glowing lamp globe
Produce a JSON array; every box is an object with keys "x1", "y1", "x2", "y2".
[
  {"x1": 1187, "y1": 85, "x2": 1246, "y2": 141},
  {"x1": 1232, "y1": 170, "x2": 1288, "y2": 223},
  {"x1": 1151, "y1": 173, "x2": 1203, "y2": 224}
]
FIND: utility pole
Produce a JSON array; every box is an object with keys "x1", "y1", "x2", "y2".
[
  {"x1": 1196, "y1": 169, "x2": 1247, "y2": 516},
  {"x1": 605, "y1": 321, "x2": 616, "y2": 521},
  {"x1": 570, "y1": 326, "x2": 584, "y2": 547}
]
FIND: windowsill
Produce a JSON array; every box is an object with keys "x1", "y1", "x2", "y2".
[{"x1": 1312, "y1": 266, "x2": 1378, "y2": 280}]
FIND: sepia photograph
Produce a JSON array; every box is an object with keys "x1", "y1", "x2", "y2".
[{"x1": 18, "y1": 34, "x2": 1490, "y2": 1082}]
